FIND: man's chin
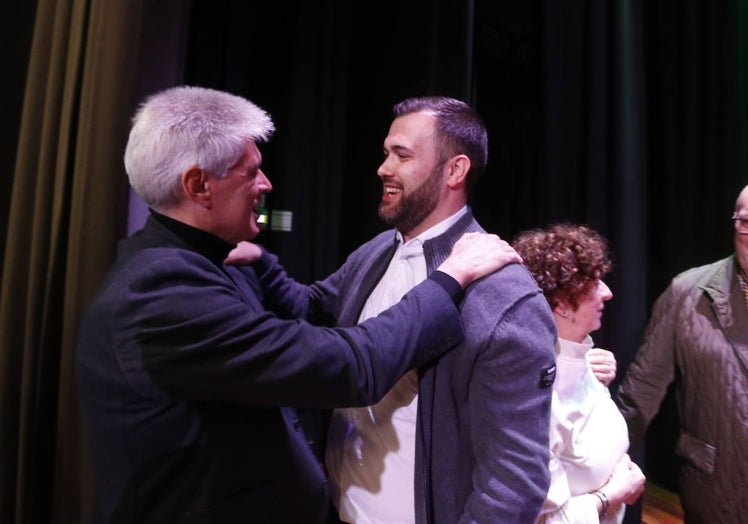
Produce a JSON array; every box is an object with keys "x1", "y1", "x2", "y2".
[
  {"x1": 247, "y1": 227, "x2": 260, "y2": 241},
  {"x1": 377, "y1": 206, "x2": 398, "y2": 227}
]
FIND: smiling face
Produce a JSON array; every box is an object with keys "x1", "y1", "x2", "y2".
[
  {"x1": 376, "y1": 111, "x2": 449, "y2": 239},
  {"x1": 209, "y1": 141, "x2": 272, "y2": 244}
]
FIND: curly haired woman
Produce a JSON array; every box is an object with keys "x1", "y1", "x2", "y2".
[{"x1": 513, "y1": 224, "x2": 646, "y2": 524}]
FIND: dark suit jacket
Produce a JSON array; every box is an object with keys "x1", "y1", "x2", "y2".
[
  {"x1": 253, "y1": 210, "x2": 557, "y2": 523},
  {"x1": 75, "y1": 212, "x2": 466, "y2": 523}
]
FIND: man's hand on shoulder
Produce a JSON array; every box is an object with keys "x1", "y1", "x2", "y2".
[
  {"x1": 438, "y1": 232, "x2": 522, "y2": 288},
  {"x1": 225, "y1": 241, "x2": 263, "y2": 265}
]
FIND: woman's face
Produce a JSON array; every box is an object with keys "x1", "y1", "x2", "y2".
[
  {"x1": 555, "y1": 279, "x2": 613, "y2": 342},
  {"x1": 574, "y1": 280, "x2": 613, "y2": 336}
]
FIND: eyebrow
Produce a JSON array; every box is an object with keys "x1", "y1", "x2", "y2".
[{"x1": 387, "y1": 144, "x2": 413, "y2": 154}]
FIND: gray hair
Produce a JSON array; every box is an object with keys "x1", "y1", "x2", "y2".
[{"x1": 124, "y1": 86, "x2": 275, "y2": 210}]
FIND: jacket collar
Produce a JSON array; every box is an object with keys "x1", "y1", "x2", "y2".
[
  {"x1": 422, "y1": 208, "x2": 481, "y2": 273},
  {"x1": 699, "y1": 256, "x2": 737, "y2": 325},
  {"x1": 700, "y1": 256, "x2": 748, "y2": 376}
]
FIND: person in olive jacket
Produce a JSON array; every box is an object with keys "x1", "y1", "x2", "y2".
[
  {"x1": 75, "y1": 86, "x2": 511, "y2": 524},
  {"x1": 617, "y1": 184, "x2": 748, "y2": 524}
]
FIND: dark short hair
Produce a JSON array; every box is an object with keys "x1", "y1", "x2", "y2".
[
  {"x1": 512, "y1": 223, "x2": 612, "y2": 310},
  {"x1": 393, "y1": 96, "x2": 487, "y2": 193}
]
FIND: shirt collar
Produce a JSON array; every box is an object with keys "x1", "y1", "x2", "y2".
[
  {"x1": 395, "y1": 206, "x2": 469, "y2": 246},
  {"x1": 556, "y1": 335, "x2": 594, "y2": 359}
]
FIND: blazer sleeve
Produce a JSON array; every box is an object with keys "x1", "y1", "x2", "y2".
[
  {"x1": 250, "y1": 237, "x2": 393, "y2": 328},
  {"x1": 245, "y1": 249, "x2": 335, "y2": 324},
  {"x1": 112, "y1": 248, "x2": 463, "y2": 409},
  {"x1": 460, "y1": 292, "x2": 556, "y2": 523},
  {"x1": 242, "y1": 248, "x2": 320, "y2": 325}
]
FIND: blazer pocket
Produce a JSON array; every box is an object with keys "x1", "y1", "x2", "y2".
[{"x1": 675, "y1": 430, "x2": 716, "y2": 474}]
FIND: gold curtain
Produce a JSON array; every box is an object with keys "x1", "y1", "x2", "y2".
[{"x1": 0, "y1": 0, "x2": 146, "y2": 522}]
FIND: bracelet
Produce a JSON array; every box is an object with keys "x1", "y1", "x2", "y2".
[{"x1": 592, "y1": 490, "x2": 610, "y2": 518}]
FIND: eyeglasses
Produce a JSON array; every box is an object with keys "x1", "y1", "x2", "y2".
[{"x1": 732, "y1": 213, "x2": 748, "y2": 233}]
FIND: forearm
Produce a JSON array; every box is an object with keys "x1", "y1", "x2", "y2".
[
  {"x1": 251, "y1": 249, "x2": 315, "y2": 319},
  {"x1": 129, "y1": 253, "x2": 466, "y2": 408}
]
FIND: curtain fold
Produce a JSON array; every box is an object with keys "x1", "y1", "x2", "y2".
[
  {"x1": 0, "y1": 0, "x2": 87, "y2": 520},
  {"x1": 0, "y1": 0, "x2": 146, "y2": 522}
]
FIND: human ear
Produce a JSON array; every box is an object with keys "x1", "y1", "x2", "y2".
[
  {"x1": 181, "y1": 167, "x2": 212, "y2": 208},
  {"x1": 554, "y1": 299, "x2": 576, "y2": 319},
  {"x1": 446, "y1": 155, "x2": 471, "y2": 189}
]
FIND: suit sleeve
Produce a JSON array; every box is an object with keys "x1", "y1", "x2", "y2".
[
  {"x1": 114, "y1": 249, "x2": 463, "y2": 409},
  {"x1": 460, "y1": 292, "x2": 556, "y2": 523},
  {"x1": 245, "y1": 249, "x2": 327, "y2": 323},
  {"x1": 247, "y1": 248, "x2": 370, "y2": 326}
]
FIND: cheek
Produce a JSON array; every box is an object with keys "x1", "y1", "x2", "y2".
[
  {"x1": 735, "y1": 237, "x2": 748, "y2": 257},
  {"x1": 583, "y1": 304, "x2": 599, "y2": 322},
  {"x1": 249, "y1": 181, "x2": 264, "y2": 197},
  {"x1": 737, "y1": 239, "x2": 748, "y2": 262},
  {"x1": 406, "y1": 173, "x2": 429, "y2": 191}
]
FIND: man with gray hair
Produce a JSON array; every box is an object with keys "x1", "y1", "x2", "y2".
[{"x1": 75, "y1": 86, "x2": 514, "y2": 523}]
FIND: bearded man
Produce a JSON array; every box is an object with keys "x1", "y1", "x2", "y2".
[{"x1": 237, "y1": 96, "x2": 558, "y2": 523}]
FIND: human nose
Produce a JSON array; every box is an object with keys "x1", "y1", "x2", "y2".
[
  {"x1": 257, "y1": 169, "x2": 272, "y2": 193},
  {"x1": 377, "y1": 154, "x2": 393, "y2": 178},
  {"x1": 599, "y1": 280, "x2": 613, "y2": 300}
]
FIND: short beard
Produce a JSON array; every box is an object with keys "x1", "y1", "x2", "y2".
[{"x1": 378, "y1": 162, "x2": 443, "y2": 235}]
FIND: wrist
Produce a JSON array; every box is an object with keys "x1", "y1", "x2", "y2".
[
  {"x1": 429, "y1": 271, "x2": 464, "y2": 304},
  {"x1": 592, "y1": 490, "x2": 610, "y2": 519},
  {"x1": 435, "y1": 261, "x2": 470, "y2": 289}
]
